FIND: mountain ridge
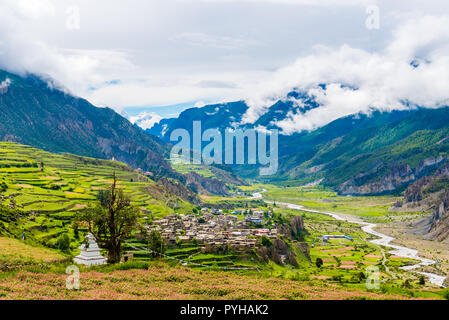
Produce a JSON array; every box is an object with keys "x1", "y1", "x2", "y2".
[
  {"x1": 0, "y1": 69, "x2": 172, "y2": 177},
  {"x1": 0, "y1": 69, "x2": 245, "y2": 199},
  {"x1": 147, "y1": 93, "x2": 449, "y2": 199}
]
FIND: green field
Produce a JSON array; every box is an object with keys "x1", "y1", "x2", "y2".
[
  {"x1": 0, "y1": 142, "x2": 195, "y2": 252},
  {"x1": 262, "y1": 185, "x2": 428, "y2": 222}
]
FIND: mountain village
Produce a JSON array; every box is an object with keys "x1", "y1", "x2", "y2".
[{"x1": 147, "y1": 207, "x2": 278, "y2": 252}]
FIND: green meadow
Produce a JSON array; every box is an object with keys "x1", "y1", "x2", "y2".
[{"x1": 262, "y1": 185, "x2": 429, "y2": 222}]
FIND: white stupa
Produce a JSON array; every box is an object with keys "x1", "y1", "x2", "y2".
[{"x1": 74, "y1": 233, "x2": 107, "y2": 266}]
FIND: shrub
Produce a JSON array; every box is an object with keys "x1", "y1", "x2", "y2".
[
  {"x1": 56, "y1": 234, "x2": 71, "y2": 253},
  {"x1": 332, "y1": 275, "x2": 342, "y2": 282},
  {"x1": 148, "y1": 230, "x2": 166, "y2": 259},
  {"x1": 402, "y1": 279, "x2": 412, "y2": 289},
  {"x1": 261, "y1": 235, "x2": 272, "y2": 247},
  {"x1": 0, "y1": 182, "x2": 8, "y2": 193}
]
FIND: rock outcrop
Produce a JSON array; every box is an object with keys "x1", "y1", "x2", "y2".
[
  {"x1": 444, "y1": 275, "x2": 449, "y2": 287},
  {"x1": 258, "y1": 239, "x2": 300, "y2": 267},
  {"x1": 185, "y1": 172, "x2": 229, "y2": 196},
  {"x1": 277, "y1": 216, "x2": 305, "y2": 240},
  {"x1": 404, "y1": 177, "x2": 432, "y2": 203},
  {"x1": 425, "y1": 190, "x2": 449, "y2": 241},
  {"x1": 339, "y1": 157, "x2": 445, "y2": 195},
  {"x1": 158, "y1": 177, "x2": 200, "y2": 205},
  {"x1": 289, "y1": 216, "x2": 305, "y2": 238},
  {"x1": 258, "y1": 215, "x2": 309, "y2": 266},
  {"x1": 404, "y1": 161, "x2": 449, "y2": 204}
]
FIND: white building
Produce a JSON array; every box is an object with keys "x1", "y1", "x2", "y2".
[{"x1": 74, "y1": 233, "x2": 107, "y2": 266}]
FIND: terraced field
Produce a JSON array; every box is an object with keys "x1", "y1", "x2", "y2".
[
  {"x1": 0, "y1": 142, "x2": 194, "y2": 214},
  {"x1": 0, "y1": 142, "x2": 195, "y2": 250}
]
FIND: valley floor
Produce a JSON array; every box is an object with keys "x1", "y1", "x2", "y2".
[
  {"x1": 375, "y1": 218, "x2": 449, "y2": 275},
  {"x1": 1, "y1": 171, "x2": 448, "y2": 300},
  {"x1": 261, "y1": 185, "x2": 449, "y2": 286}
]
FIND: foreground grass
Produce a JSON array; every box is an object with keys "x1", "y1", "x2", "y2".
[
  {"x1": 0, "y1": 261, "x2": 439, "y2": 300},
  {"x1": 0, "y1": 237, "x2": 66, "y2": 265}
]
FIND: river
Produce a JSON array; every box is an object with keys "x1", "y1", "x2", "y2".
[{"x1": 250, "y1": 190, "x2": 447, "y2": 287}]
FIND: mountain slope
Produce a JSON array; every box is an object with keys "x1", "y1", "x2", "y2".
[
  {"x1": 0, "y1": 70, "x2": 173, "y2": 178},
  {"x1": 0, "y1": 141, "x2": 199, "y2": 253},
  {"x1": 148, "y1": 91, "x2": 320, "y2": 140},
  {"x1": 148, "y1": 101, "x2": 248, "y2": 140},
  {"x1": 148, "y1": 92, "x2": 449, "y2": 197},
  {"x1": 292, "y1": 107, "x2": 449, "y2": 194},
  {"x1": 0, "y1": 70, "x2": 237, "y2": 198},
  {"x1": 148, "y1": 94, "x2": 421, "y2": 187}
]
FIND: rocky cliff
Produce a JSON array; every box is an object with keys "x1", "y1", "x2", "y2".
[
  {"x1": 403, "y1": 161, "x2": 449, "y2": 206},
  {"x1": 256, "y1": 214, "x2": 310, "y2": 267},
  {"x1": 158, "y1": 177, "x2": 201, "y2": 205},
  {"x1": 425, "y1": 190, "x2": 449, "y2": 241},
  {"x1": 258, "y1": 239, "x2": 300, "y2": 267},
  {"x1": 402, "y1": 162, "x2": 449, "y2": 241},
  {"x1": 339, "y1": 157, "x2": 445, "y2": 195},
  {"x1": 184, "y1": 172, "x2": 230, "y2": 196}
]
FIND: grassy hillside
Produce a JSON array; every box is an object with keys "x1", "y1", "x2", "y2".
[
  {"x1": 0, "y1": 237, "x2": 66, "y2": 265},
  {"x1": 0, "y1": 142, "x2": 195, "y2": 250},
  {"x1": 263, "y1": 108, "x2": 449, "y2": 193},
  {"x1": 0, "y1": 70, "x2": 179, "y2": 180}
]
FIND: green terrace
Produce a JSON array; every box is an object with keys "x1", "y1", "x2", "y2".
[{"x1": 0, "y1": 142, "x2": 195, "y2": 252}]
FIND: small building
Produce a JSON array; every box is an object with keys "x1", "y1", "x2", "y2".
[
  {"x1": 321, "y1": 235, "x2": 353, "y2": 242},
  {"x1": 121, "y1": 252, "x2": 134, "y2": 263},
  {"x1": 74, "y1": 233, "x2": 107, "y2": 266}
]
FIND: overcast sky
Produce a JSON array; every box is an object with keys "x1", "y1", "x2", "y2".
[{"x1": 1, "y1": 0, "x2": 449, "y2": 132}]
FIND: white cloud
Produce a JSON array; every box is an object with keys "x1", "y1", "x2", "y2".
[
  {"x1": 0, "y1": 0, "x2": 384, "y2": 112},
  {"x1": 129, "y1": 111, "x2": 163, "y2": 130},
  {"x1": 86, "y1": 74, "x2": 247, "y2": 110},
  {"x1": 1, "y1": 0, "x2": 449, "y2": 131},
  {"x1": 0, "y1": 0, "x2": 135, "y2": 97},
  {"x1": 0, "y1": 77, "x2": 11, "y2": 88},
  {"x1": 242, "y1": 15, "x2": 449, "y2": 134},
  {"x1": 5, "y1": 0, "x2": 55, "y2": 18}
]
